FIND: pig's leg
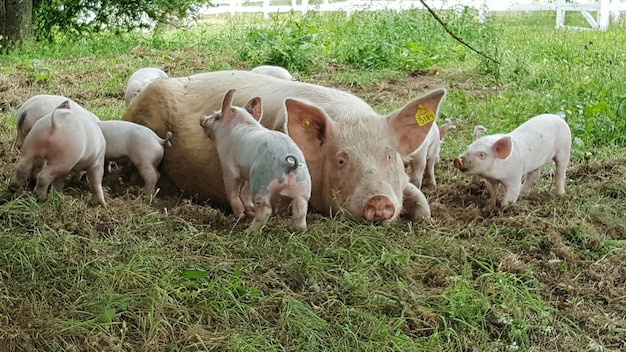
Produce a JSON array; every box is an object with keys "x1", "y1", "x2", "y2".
[
  {"x1": 402, "y1": 183, "x2": 430, "y2": 219},
  {"x1": 408, "y1": 158, "x2": 425, "y2": 189},
  {"x1": 291, "y1": 196, "x2": 308, "y2": 230},
  {"x1": 553, "y1": 155, "x2": 568, "y2": 195},
  {"x1": 9, "y1": 158, "x2": 34, "y2": 191},
  {"x1": 423, "y1": 156, "x2": 437, "y2": 188},
  {"x1": 483, "y1": 178, "x2": 500, "y2": 211},
  {"x1": 500, "y1": 180, "x2": 522, "y2": 208},
  {"x1": 86, "y1": 165, "x2": 106, "y2": 207},
  {"x1": 520, "y1": 169, "x2": 540, "y2": 197},
  {"x1": 223, "y1": 175, "x2": 246, "y2": 218},
  {"x1": 247, "y1": 195, "x2": 272, "y2": 232}
]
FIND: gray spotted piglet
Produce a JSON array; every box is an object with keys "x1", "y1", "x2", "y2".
[
  {"x1": 453, "y1": 113, "x2": 571, "y2": 210},
  {"x1": 96, "y1": 120, "x2": 173, "y2": 196},
  {"x1": 9, "y1": 101, "x2": 107, "y2": 206},
  {"x1": 199, "y1": 89, "x2": 311, "y2": 232}
]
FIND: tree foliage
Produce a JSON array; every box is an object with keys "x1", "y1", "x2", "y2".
[{"x1": 32, "y1": 0, "x2": 212, "y2": 40}]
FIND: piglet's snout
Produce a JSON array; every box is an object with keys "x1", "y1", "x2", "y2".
[
  {"x1": 453, "y1": 157, "x2": 464, "y2": 171},
  {"x1": 199, "y1": 116, "x2": 208, "y2": 127},
  {"x1": 363, "y1": 195, "x2": 395, "y2": 221}
]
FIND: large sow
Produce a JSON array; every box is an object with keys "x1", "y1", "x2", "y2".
[{"x1": 122, "y1": 70, "x2": 446, "y2": 221}]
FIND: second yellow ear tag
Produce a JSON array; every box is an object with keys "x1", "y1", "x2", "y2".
[
  {"x1": 303, "y1": 118, "x2": 311, "y2": 127},
  {"x1": 414, "y1": 105, "x2": 436, "y2": 126}
]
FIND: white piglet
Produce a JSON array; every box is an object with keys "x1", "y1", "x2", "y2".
[
  {"x1": 15, "y1": 94, "x2": 99, "y2": 149},
  {"x1": 453, "y1": 114, "x2": 571, "y2": 210},
  {"x1": 199, "y1": 89, "x2": 312, "y2": 232},
  {"x1": 407, "y1": 118, "x2": 454, "y2": 188},
  {"x1": 125, "y1": 67, "x2": 168, "y2": 107},
  {"x1": 9, "y1": 101, "x2": 107, "y2": 206},
  {"x1": 250, "y1": 65, "x2": 300, "y2": 81},
  {"x1": 96, "y1": 120, "x2": 172, "y2": 195}
]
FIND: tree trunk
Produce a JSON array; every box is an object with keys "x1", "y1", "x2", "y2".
[{"x1": 1, "y1": 0, "x2": 33, "y2": 51}]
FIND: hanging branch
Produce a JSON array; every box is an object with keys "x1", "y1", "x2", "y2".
[{"x1": 419, "y1": 0, "x2": 500, "y2": 65}]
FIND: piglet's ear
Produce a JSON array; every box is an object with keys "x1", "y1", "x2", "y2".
[
  {"x1": 386, "y1": 88, "x2": 447, "y2": 155},
  {"x1": 493, "y1": 136, "x2": 512, "y2": 159},
  {"x1": 245, "y1": 97, "x2": 262, "y2": 121},
  {"x1": 285, "y1": 98, "x2": 334, "y2": 163},
  {"x1": 222, "y1": 89, "x2": 236, "y2": 113},
  {"x1": 57, "y1": 100, "x2": 71, "y2": 110}
]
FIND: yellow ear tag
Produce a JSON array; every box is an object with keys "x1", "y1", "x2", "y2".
[
  {"x1": 414, "y1": 105, "x2": 436, "y2": 126},
  {"x1": 303, "y1": 118, "x2": 311, "y2": 127}
]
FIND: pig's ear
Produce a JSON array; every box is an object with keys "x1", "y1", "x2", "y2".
[
  {"x1": 285, "y1": 98, "x2": 334, "y2": 163},
  {"x1": 492, "y1": 136, "x2": 512, "y2": 159},
  {"x1": 386, "y1": 88, "x2": 447, "y2": 155},
  {"x1": 222, "y1": 89, "x2": 236, "y2": 112},
  {"x1": 245, "y1": 97, "x2": 263, "y2": 121}
]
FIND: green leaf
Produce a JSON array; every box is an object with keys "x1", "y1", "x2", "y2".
[{"x1": 182, "y1": 269, "x2": 208, "y2": 279}]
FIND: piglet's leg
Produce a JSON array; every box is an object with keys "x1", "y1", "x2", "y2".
[
  {"x1": 553, "y1": 155, "x2": 568, "y2": 195},
  {"x1": 402, "y1": 183, "x2": 430, "y2": 219},
  {"x1": 52, "y1": 176, "x2": 65, "y2": 192},
  {"x1": 239, "y1": 181, "x2": 255, "y2": 218},
  {"x1": 224, "y1": 177, "x2": 246, "y2": 218},
  {"x1": 34, "y1": 168, "x2": 56, "y2": 201},
  {"x1": 247, "y1": 195, "x2": 272, "y2": 233},
  {"x1": 86, "y1": 165, "x2": 106, "y2": 207},
  {"x1": 422, "y1": 156, "x2": 437, "y2": 188},
  {"x1": 409, "y1": 158, "x2": 425, "y2": 189},
  {"x1": 291, "y1": 196, "x2": 309, "y2": 230},
  {"x1": 520, "y1": 169, "x2": 540, "y2": 197},
  {"x1": 500, "y1": 180, "x2": 522, "y2": 208},
  {"x1": 483, "y1": 178, "x2": 499, "y2": 211},
  {"x1": 9, "y1": 159, "x2": 33, "y2": 192}
]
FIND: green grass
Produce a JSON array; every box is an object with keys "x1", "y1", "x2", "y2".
[{"x1": 1, "y1": 9, "x2": 626, "y2": 352}]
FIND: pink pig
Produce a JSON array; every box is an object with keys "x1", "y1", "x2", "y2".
[
  {"x1": 453, "y1": 114, "x2": 571, "y2": 210},
  {"x1": 9, "y1": 101, "x2": 107, "y2": 206},
  {"x1": 406, "y1": 118, "x2": 454, "y2": 188},
  {"x1": 200, "y1": 89, "x2": 311, "y2": 232}
]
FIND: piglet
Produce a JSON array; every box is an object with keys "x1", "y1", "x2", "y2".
[
  {"x1": 15, "y1": 94, "x2": 99, "y2": 150},
  {"x1": 407, "y1": 118, "x2": 454, "y2": 188},
  {"x1": 453, "y1": 114, "x2": 571, "y2": 210},
  {"x1": 125, "y1": 67, "x2": 168, "y2": 107},
  {"x1": 199, "y1": 89, "x2": 311, "y2": 232},
  {"x1": 9, "y1": 101, "x2": 107, "y2": 206},
  {"x1": 96, "y1": 120, "x2": 173, "y2": 195},
  {"x1": 250, "y1": 65, "x2": 300, "y2": 81}
]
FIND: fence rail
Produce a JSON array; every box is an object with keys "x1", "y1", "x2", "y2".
[{"x1": 199, "y1": 0, "x2": 625, "y2": 30}]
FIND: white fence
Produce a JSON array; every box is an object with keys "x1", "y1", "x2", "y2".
[{"x1": 199, "y1": 0, "x2": 626, "y2": 30}]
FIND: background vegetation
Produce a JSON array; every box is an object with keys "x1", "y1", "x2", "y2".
[{"x1": 0, "y1": 8, "x2": 625, "y2": 351}]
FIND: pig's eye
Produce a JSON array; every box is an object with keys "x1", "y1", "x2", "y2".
[
  {"x1": 386, "y1": 154, "x2": 393, "y2": 161},
  {"x1": 478, "y1": 152, "x2": 487, "y2": 159}
]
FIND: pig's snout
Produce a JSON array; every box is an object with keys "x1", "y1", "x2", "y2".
[
  {"x1": 363, "y1": 195, "x2": 395, "y2": 221},
  {"x1": 199, "y1": 116, "x2": 208, "y2": 127}
]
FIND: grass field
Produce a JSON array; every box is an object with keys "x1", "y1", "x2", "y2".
[{"x1": 1, "y1": 9, "x2": 625, "y2": 352}]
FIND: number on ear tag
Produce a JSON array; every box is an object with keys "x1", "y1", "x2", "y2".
[{"x1": 414, "y1": 105, "x2": 436, "y2": 126}]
